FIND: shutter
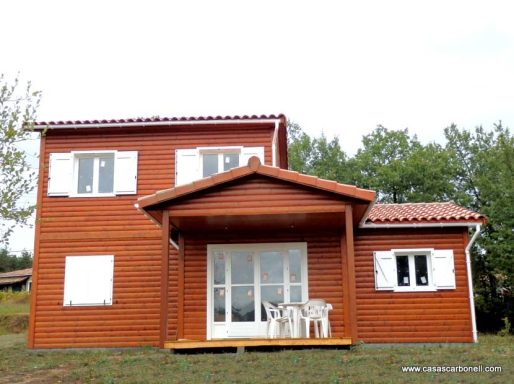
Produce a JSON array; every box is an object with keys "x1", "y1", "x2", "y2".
[
  {"x1": 48, "y1": 153, "x2": 72, "y2": 196},
  {"x1": 241, "y1": 147, "x2": 265, "y2": 166},
  {"x1": 374, "y1": 251, "x2": 396, "y2": 290},
  {"x1": 432, "y1": 250, "x2": 456, "y2": 289},
  {"x1": 114, "y1": 151, "x2": 138, "y2": 195},
  {"x1": 63, "y1": 255, "x2": 114, "y2": 306},
  {"x1": 175, "y1": 149, "x2": 199, "y2": 186}
]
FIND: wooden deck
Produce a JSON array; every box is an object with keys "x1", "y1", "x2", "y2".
[{"x1": 164, "y1": 337, "x2": 353, "y2": 350}]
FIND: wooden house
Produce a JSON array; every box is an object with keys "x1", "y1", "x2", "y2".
[{"x1": 28, "y1": 114, "x2": 485, "y2": 349}]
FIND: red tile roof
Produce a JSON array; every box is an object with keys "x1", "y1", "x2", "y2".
[
  {"x1": 138, "y1": 156, "x2": 376, "y2": 209},
  {"x1": 34, "y1": 114, "x2": 285, "y2": 127},
  {"x1": 367, "y1": 202, "x2": 485, "y2": 224}
]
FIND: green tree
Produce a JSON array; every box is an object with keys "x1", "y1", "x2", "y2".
[
  {"x1": 0, "y1": 75, "x2": 41, "y2": 246},
  {"x1": 0, "y1": 248, "x2": 32, "y2": 272},
  {"x1": 445, "y1": 123, "x2": 514, "y2": 331},
  {"x1": 287, "y1": 121, "x2": 314, "y2": 174}
]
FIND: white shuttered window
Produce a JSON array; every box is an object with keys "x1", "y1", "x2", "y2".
[
  {"x1": 47, "y1": 151, "x2": 138, "y2": 197},
  {"x1": 63, "y1": 255, "x2": 114, "y2": 306},
  {"x1": 175, "y1": 146, "x2": 265, "y2": 186},
  {"x1": 373, "y1": 249, "x2": 456, "y2": 292}
]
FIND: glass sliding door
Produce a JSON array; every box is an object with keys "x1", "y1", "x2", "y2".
[{"x1": 208, "y1": 243, "x2": 308, "y2": 339}]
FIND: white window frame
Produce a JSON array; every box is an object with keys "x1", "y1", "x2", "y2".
[
  {"x1": 391, "y1": 249, "x2": 436, "y2": 292},
  {"x1": 206, "y1": 242, "x2": 308, "y2": 340},
  {"x1": 71, "y1": 150, "x2": 116, "y2": 197},
  {"x1": 198, "y1": 146, "x2": 243, "y2": 178}
]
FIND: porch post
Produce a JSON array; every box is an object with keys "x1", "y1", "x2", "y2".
[
  {"x1": 341, "y1": 204, "x2": 358, "y2": 342},
  {"x1": 177, "y1": 233, "x2": 185, "y2": 339},
  {"x1": 159, "y1": 210, "x2": 170, "y2": 347}
]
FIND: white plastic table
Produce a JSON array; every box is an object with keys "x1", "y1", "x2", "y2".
[{"x1": 278, "y1": 302, "x2": 307, "y2": 338}]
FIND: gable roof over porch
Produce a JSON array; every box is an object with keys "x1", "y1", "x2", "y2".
[{"x1": 137, "y1": 157, "x2": 376, "y2": 230}]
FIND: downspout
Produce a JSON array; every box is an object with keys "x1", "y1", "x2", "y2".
[
  {"x1": 272, "y1": 120, "x2": 279, "y2": 167},
  {"x1": 465, "y1": 224, "x2": 481, "y2": 343}
]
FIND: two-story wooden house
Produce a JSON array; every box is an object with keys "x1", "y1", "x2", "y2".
[{"x1": 28, "y1": 114, "x2": 485, "y2": 349}]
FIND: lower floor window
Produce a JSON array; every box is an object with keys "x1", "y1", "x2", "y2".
[
  {"x1": 396, "y1": 254, "x2": 430, "y2": 288},
  {"x1": 374, "y1": 248, "x2": 456, "y2": 292},
  {"x1": 63, "y1": 255, "x2": 114, "y2": 306},
  {"x1": 208, "y1": 243, "x2": 308, "y2": 338}
]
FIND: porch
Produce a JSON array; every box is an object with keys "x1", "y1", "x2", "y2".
[{"x1": 137, "y1": 157, "x2": 375, "y2": 348}]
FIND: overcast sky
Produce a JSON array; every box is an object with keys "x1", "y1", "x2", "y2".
[{"x1": 2, "y1": 0, "x2": 514, "y2": 253}]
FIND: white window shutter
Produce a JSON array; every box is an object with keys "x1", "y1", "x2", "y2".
[
  {"x1": 241, "y1": 147, "x2": 265, "y2": 166},
  {"x1": 48, "y1": 153, "x2": 72, "y2": 196},
  {"x1": 63, "y1": 255, "x2": 114, "y2": 306},
  {"x1": 374, "y1": 251, "x2": 396, "y2": 290},
  {"x1": 114, "y1": 151, "x2": 138, "y2": 195},
  {"x1": 175, "y1": 149, "x2": 199, "y2": 186},
  {"x1": 432, "y1": 250, "x2": 456, "y2": 289}
]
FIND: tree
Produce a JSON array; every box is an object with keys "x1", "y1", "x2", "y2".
[
  {"x1": 445, "y1": 123, "x2": 514, "y2": 331},
  {"x1": 0, "y1": 248, "x2": 33, "y2": 272},
  {"x1": 0, "y1": 74, "x2": 41, "y2": 246},
  {"x1": 287, "y1": 121, "x2": 348, "y2": 182}
]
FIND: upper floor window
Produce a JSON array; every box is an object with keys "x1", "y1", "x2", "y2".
[
  {"x1": 48, "y1": 151, "x2": 138, "y2": 197},
  {"x1": 175, "y1": 146, "x2": 264, "y2": 186},
  {"x1": 202, "y1": 149, "x2": 240, "y2": 178},
  {"x1": 76, "y1": 153, "x2": 115, "y2": 195},
  {"x1": 374, "y1": 248, "x2": 456, "y2": 292}
]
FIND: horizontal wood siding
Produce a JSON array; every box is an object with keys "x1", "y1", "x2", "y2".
[
  {"x1": 32, "y1": 126, "x2": 274, "y2": 348},
  {"x1": 178, "y1": 231, "x2": 346, "y2": 340},
  {"x1": 168, "y1": 175, "x2": 348, "y2": 212},
  {"x1": 354, "y1": 228, "x2": 472, "y2": 343}
]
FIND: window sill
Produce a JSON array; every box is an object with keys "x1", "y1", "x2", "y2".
[
  {"x1": 69, "y1": 193, "x2": 116, "y2": 198},
  {"x1": 393, "y1": 286, "x2": 437, "y2": 293}
]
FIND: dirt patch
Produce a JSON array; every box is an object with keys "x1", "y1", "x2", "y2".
[
  {"x1": 0, "y1": 368, "x2": 70, "y2": 384},
  {"x1": 0, "y1": 314, "x2": 29, "y2": 333}
]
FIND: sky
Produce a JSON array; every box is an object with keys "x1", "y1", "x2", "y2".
[{"x1": 2, "y1": 0, "x2": 514, "y2": 253}]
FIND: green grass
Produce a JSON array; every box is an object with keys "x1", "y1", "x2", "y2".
[
  {"x1": 0, "y1": 334, "x2": 511, "y2": 383},
  {"x1": 0, "y1": 292, "x2": 30, "y2": 335}
]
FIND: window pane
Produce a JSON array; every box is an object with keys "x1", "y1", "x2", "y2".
[
  {"x1": 396, "y1": 256, "x2": 410, "y2": 286},
  {"x1": 214, "y1": 288, "x2": 225, "y2": 322},
  {"x1": 231, "y1": 251, "x2": 254, "y2": 284},
  {"x1": 289, "y1": 250, "x2": 302, "y2": 283},
  {"x1": 223, "y1": 153, "x2": 239, "y2": 171},
  {"x1": 202, "y1": 154, "x2": 218, "y2": 177},
  {"x1": 260, "y1": 251, "x2": 283, "y2": 284},
  {"x1": 98, "y1": 156, "x2": 114, "y2": 193},
  {"x1": 290, "y1": 285, "x2": 302, "y2": 303},
  {"x1": 231, "y1": 286, "x2": 254, "y2": 322},
  {"x1": 214, "y1": 252, "x2": 225, "y2": 285},
  {"x1": 77, "y1": 158, "x2": 94, "y2": 194},
  {"x1": 260, "y1": 285, "x2": 284, "y2": 321},
  {"x1": 415, "y1": 255, "x2": 429, "y2": 286}
]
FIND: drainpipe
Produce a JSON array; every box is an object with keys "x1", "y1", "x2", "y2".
[
  {"x1": 465, "y1": 224, "x2": 481, "y2": 343},
  {"x1": 272, "y1": 120, "x2": 279, "y2": 167}
]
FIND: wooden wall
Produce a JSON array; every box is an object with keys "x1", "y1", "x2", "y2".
[
  {"x1": 353, "y1": 227, "x2": 473, "y2": 343},
  {"x1": 30, "y1": 125, "x2": 274, "y2": 348}
]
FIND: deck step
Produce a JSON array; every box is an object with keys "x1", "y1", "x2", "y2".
[{"x1": 164, "y1": 337, "x2": 352, "y2": 350}]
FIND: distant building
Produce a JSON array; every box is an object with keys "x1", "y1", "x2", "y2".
[{"x1": 0, "y1": 268, "x2": 32, "y2": 292}]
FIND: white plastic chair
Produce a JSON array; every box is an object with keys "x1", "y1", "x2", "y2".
[
  {"x1": 299, "y1": 299, "x2": 333, "y2": 338},
  {"x1": 262, "y1": 301, "x2": 292, "y2": 338},
  {"x1": 322, "y1": 303, "x2": 333, "y2": 337},
  {"x1": 299, "y1": 299, "x2": 326, "y2": 338}
]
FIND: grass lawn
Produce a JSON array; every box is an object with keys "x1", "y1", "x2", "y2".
[
  {"x1": 0, "y1": 334, "x2": 511, "y2": 383},
  {"x1": 0, "y1": 292, "x2": 30, "y2": 335}
]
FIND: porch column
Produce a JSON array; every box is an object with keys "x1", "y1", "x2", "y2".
[
  {"x1": 159, "y1": 210, "x2": 170, "y2": 347},
  {"x1": 341, "y1": 204, "x2": 358, "y2": 341},
  {"x1": 177, "y1": 233, "x2": 185, "y2": 339}
]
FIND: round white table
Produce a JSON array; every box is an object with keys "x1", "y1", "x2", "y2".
[{"x1": 278, "y1": 302, "x2": 307, "y2": 338}]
